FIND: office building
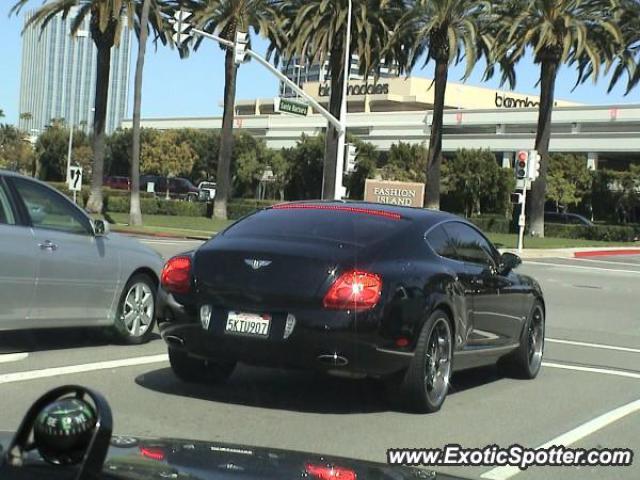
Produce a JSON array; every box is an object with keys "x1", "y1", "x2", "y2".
[{"x1": 18, "y1": 7, "x2": 131, "y2": 136}]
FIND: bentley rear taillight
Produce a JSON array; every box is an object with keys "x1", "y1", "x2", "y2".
[
  {"x1": 305, "y1": 463, "x2": 357, "y2": 480},
  {"x1": 160, "y1": 256, "x2": 192, "y2": 294},
  {"x1": 323, "y1": 270, "x2": 382, "y2": 312}
]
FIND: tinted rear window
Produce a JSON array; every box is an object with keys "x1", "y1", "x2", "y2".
[{"x1": 223, "y1": 207, "x2": 409, "y2": 247}]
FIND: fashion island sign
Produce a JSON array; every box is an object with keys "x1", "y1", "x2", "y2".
[{"x1": 364, "y1": 180, "x2": 425, "y2": 207}]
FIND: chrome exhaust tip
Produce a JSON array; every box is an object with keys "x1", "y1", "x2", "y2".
[{"x1": 317, "y1": 353, "x2": 349, "y2": 367}]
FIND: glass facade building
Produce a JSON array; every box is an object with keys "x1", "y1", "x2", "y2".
[{"x1": 18, "y1": 8, "x2": 131, "y2": 135}]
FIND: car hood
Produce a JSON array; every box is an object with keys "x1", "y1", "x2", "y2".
[{"x1": 0, "y1": 432, "x2": 465, "y2": 480}]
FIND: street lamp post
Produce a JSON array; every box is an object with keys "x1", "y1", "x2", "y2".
[
  {"x1": 333, "y1": 0, "x2": 352, "y2": 200},
  {"x1": 66, "y1": 35, "x2": 79, "y2": 182}
]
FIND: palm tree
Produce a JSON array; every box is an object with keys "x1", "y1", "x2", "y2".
[
  {"x1": 0, "y1": 109, "x2": 4, "y2": 119},
  {"x1": 277, "y1": 0, "x2": 406, "y2": 200},
  {"x1": 130, "y1": 0, "x2": 169, "y2": 226},
  {"x1": 388, "y1": 0, "x2": 494, "y2": 210},
  {"x1": 492, "y1": 0, "x2": 624, "y2": 237},
  {"x1": 11, "y1": 0, "x2": 167, "y2": 214},
  {"x1": 174, "y1": 0, "x2": 281, "y2": 220},
  {"x1": 598, "y1": 0, "x2": 640, "y2": 95}
]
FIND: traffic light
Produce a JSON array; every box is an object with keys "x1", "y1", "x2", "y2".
[
  {"x1": 234, "y1": 31, "x2": 248, "y2": 65},
  {"x1": 528, "y1": 150, "x2": 541, "y2": 180},
  {"x1": 515, "y1": 150, "x2": 528, "y2": 179},
  {"x1": 345, "y1": 144, "x2": 357, "y2": 173}
]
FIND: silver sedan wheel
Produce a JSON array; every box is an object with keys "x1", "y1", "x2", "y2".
[{"x1": 121, "y1": 282, "x2": 154, "y2": 337}]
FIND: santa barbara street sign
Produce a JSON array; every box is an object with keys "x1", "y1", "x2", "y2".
[{"x1": 274, "y1": 97, "x2": 309, "y2": 116}]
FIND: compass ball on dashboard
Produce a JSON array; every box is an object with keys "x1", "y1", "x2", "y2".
[{"x1": 33, "y1": 397, "x2": 97, "y2": 465}]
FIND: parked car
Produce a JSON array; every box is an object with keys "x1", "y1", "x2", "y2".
[
  {"x1": 158, "y1": 202, "x2": 545, "y2": 413},
  {"x1": 140, "y1": 175, "x2": 200, "y2": 201},
  {"x1": 104, "y1": 176, "x2": 131, "y2": 190},
  {"x1": 544, "y1": 211, "x2": 594, "y2": 226},
  {"x1": 0, "y1": 170, "x2": 163, "y2": 344},
  {"x1": 198, "y1": 181, "x2": 216, "y2": 202}
]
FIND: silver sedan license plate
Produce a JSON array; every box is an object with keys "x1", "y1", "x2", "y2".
[{"x1": 225, "y1": 311, "x2": 271, "y2": 337}]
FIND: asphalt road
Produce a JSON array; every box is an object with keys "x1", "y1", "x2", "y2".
[{"x1": 0, "y1": 236, "x2": 638, "y2": 480}]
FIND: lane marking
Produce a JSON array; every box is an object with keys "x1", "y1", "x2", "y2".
[
  {"x1": 141, "y1": 239, "x2": 204, "y2": 245},
  {"x1": 0, "y1": 353, "x2": 29, "y2": 364},
  {"x1": 524, "y1": 260, "x2": 640, "y2": 275},
  {"x1": 570, "y1": 257, "x2": 640, "y2": 267},
  {"x1": 547, "y1": 338, "x2": 640, "y2": 354},
  {"x1": 480, "y1": 398, "x2": 640, "y2": 480},
  {"x1": 542, "y1": 361, "x2": 640, "y2": 379},
  {"x1": 0, "y1": 354, "x2": 168, "y2": 385}
]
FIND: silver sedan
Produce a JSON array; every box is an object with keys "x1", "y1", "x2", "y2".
[{"x1": 0, "y1": 170, "x2": 163, "y2": 344}]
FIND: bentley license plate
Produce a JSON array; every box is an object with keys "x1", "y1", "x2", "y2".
[{"x1": 225, "y1": 312, "x2": 271, "y2": 337}]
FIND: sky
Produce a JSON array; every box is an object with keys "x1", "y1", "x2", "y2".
[{"x1": 0, "y1": 10, "x2": 638, "y2": 126}]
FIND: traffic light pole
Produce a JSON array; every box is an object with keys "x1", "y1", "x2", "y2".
[
  {"x1": 517, "y1": 180, "x2": 528, "y2": 253},
  {"x1": 187, "y1": 27, "x2": 344, "y2": 134}
]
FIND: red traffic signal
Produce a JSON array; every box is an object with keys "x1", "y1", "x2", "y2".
[{"x1": 515, "y1": 150, "x2": 528, "y2": 179}]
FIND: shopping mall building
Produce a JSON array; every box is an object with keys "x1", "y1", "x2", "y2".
[{"x1": 122, "y1": 74, "x2": 640, "y2": 171}]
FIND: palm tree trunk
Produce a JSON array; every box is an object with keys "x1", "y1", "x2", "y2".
[
  {"x1": 213, "y1": 47, "x2": 238, "y2": 219},
  {"x1": 129, "y1": 0, "x2": 151, "y2": 226},
  {"x1": 85, "y1": 43, "x2": 112, "y2": 214},
  {"x1": 424, "y1": 58, "x2": 448, "y2": 209},
  {"x1": 321, "y1": 44, "x2": 345, "y2": 200},
  {"x1": 529, "y1": 58, "x2": 559, "y2": 237}
]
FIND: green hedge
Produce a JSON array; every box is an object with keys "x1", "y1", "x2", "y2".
[
  {"x1": 47, "y1": 182, "x2": 154, "y2": 207},
  {"x1": 104, "y1": 196, "x2": 278, "y2": 219},
  {"x1": 545, "y1": 224, "x2": 640, "y2": 242},
  {"x1": 468, "y1": 214, "x2": 512, "y2": 234},
  {"x1": 466, "y1": 214, "x2": 640, "y2": 242},
  {"x1": 228, "y1": 199, "x2": 280, "y2": 219},
  {"x1": 106, "y1": 196, "x2": 207, "y2": 216}
]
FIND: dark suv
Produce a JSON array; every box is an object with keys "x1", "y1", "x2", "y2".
[
  {"x1": 104, "y1": 176, "x2": 130, "y2": 190},
  {"x1": 140, "y1": 176, "x2": 200, "y2": 201},
  {"x1": 544, "y1": 211, "x2": 594, "y2": 226}
]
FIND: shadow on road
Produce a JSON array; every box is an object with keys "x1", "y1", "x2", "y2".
[
  {"x1": 0, "y1": 328, "x2": 160, "y2": 354},
  {"x1": 135, "y1": 364, "x2": 502, "y2": 415}
]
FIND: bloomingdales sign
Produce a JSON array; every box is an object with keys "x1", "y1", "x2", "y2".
[
  {"x1": 319, "y1": 82, "x2": 390, "y2": 97},
  {"x1": 364, "y1": 180, "x2": 425, "y2": 207}
]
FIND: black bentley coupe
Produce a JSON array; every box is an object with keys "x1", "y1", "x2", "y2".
[{"x1": 157, "y1": 202, "x2": 545, "y2": 413}]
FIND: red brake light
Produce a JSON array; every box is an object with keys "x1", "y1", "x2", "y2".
[
  {"x1": 160, "y1": 255, "x2": 192, "y2": 294},
  {"x1": 306, "y1": 463, "x2": 357, "y2": 480},
  {"x1": 273, "y1": 203, "x2": 401, "y2": 220},
  {"x1": 139, "y1": 446, "x2": 166, "y2": 461},
  {"x1": 323, "y1": 270, "x2": 382, "y2": 311}
]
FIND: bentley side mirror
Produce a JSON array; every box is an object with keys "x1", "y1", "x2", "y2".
[
  {"x1": 92, "y1": 219, "x2": 110, "y2": 237},
  {"x1": 498, "y1": 252, "x2": 521, "y2": 274}
]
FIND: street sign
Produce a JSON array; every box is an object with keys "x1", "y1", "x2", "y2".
[
  {"x1": 274, "y1": 97, "x2": 309, "y2": 116},
  {"x1": 147, "y1": 182, "x2": 155, "y2": 193},
  {"x1": 68, "y1": 166, "x2": 82, "y2": 192},
  {"x1": 171, "y1": 10, "x2": 193, "y2": 46},
  {"x1": 510, "y1": 192, "x2": 523, "y2": 204}
]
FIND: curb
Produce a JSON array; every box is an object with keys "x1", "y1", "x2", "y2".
[
  {"x1": 574, "y1": 249, "x2": 640, "y2": 258},
  {"x1": 112, "y1": 228, "x2": 211, "y2": 241}
]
